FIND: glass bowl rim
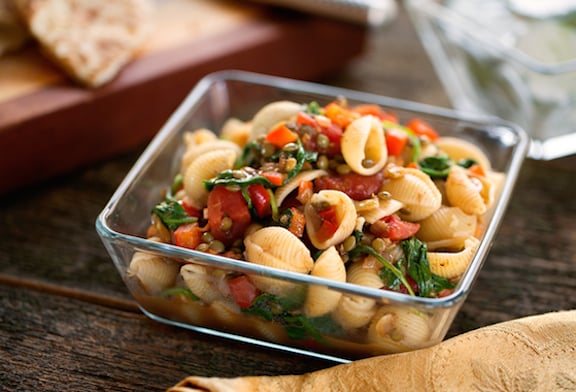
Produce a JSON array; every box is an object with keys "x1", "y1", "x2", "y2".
[{"x1": 96, "y1": 69, "x2": 529, "y2": 311}]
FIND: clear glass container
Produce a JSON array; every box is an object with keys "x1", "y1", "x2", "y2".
[
  {"x1": 406, "y1": 0, "x2": 576, "y2": 160},
  {"x1": 96, "y1": 70, "x2": 527, "y2": 362}
]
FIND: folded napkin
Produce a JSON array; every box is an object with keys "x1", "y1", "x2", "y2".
[{"x1": 168, "y1": 310, "x2": 576, "y2": 392}]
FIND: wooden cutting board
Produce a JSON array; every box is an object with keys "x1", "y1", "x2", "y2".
[{"x1": 0, "y1": 0, "x2": 366, "y2": 195}]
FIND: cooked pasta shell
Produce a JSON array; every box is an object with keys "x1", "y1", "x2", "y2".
[
  {"x1": 274, "y1": 169, "x2": 327, "y2": 207},
  {"x1": 446, "y1": 165, "x2": 492, "y2": 215},
  {"x1": 304, "y1": 190, "x2": 357, "y2": 250},
  {"x1": 183, "y1": 149, "x2": 237, "y2": 209},
  {"x1": 332, "y1": 294, "x2": 377, "y2": 330},
  {"x1": 209, "y1": 299, "x2": 241, "y2": 325},
  {"x1": 428, "y1": 236, "x2": 480, "y2": 279},
  {"x1": 183, "y1": 128, "x2": 218, "y2": 148},
  {"x1": 180, "y1": 263, "x2": 223, "y2": 304},
  {"x1": 347, "y1": 260, "x2": 383, "y2": 289},
  {"x1": 417, "y1": 206, "x2": 477, "y2": 251},
  {"x1": 127, "y1": 251, "x2": 179, "y2": 295},
  {"x1": 249, "y1": 318, "x2": 290, "y2": 345},
  {"x1": 380, "y1": 167, "x2": 442, "y2": 221},
  {"x1": 181, "y1": 139, "x2": 240, "y2": 174},
  {"x1": 360, "y1": 197, "x2": 404, "y2": 224},
  {"x1": 331, "y1": 262, "x2": 382, "y2": 330},
  {"x1": 341, "y1": 115, "x2": 388, "y2": 176},
  {"x1": 436, "y1": 136, "x2": 492, "y2": 172},
  {"x1": 250, "y1": 100, "x2": 303, "y2": 140},
  {"x1": 367, "y1": 306, "x2": 431, "y2": 351},
  {"x1": 220, "y1": 117, "x2": 251, "y2": 147},
  {"x1": 303, "y1": 246, "x2": 346, "y2": 318},
  {"x1": 244, "y1": 226, "x2": 313, "y2": 295}
]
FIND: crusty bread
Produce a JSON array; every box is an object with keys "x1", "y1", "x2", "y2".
[
  {"x1": 13, "y1": 0, "x2": 153, "y2": 87},
  {"x1": 0, "y1": 0, "x2": 30, "y2": 56}
]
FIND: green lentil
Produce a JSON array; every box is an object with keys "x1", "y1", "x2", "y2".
[
  {"x1": 201, "y1": 232, "x2": 215, "y2": 243},
  {"x1": 209, "y1": 240, "x2": 226, "y2": 253},
  {"x1": 220, "y1": 216, "x2": 233, "y2": 232},
  {"x1": 317, "y1": 155, "x2": 329, "y2": 170},
  {"x1": 372, "y1": 237, "x2": 386, "y2": 253},
  {"x1": 317, "y1": 134, "x2": 330, "y2": 149},
  {"x1": 336, "y1": 164, "x2": 351, "y2": 175},
  {"x1": 342, "y1": 236, "x2": 357, "y2": 252}
]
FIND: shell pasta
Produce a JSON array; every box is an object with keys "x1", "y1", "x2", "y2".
[{"x1": 130, "y1": 97, "x2": 504, "y2": 359}]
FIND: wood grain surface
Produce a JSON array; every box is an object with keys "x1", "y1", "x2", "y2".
[{"x1": 1, "y1": 4, "x2": 575, "y2": 391}]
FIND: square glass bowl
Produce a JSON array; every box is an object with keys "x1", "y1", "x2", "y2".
[
  {"x1": 405, "y1": 0, "x2": 576, "y2": 160},
  {"x1": 96, "y1": 70, "x2": 527, "y2": 362}
]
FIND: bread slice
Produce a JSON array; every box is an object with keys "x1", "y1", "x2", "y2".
[{"x1": 13, "y1": 0, "x2": 153, "y2": 87}]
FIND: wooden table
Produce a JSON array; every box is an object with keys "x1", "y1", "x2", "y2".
[{"x1": 1, "y1": 5, "x2": 575, "y2": 391}]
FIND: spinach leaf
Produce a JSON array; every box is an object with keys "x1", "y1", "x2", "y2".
[
  {"x1": 152, "y1": 199, "x2": 197, "y2": 231},
  {"x1": 243, "y1": 293, "x2": 341, "y2": 343},
  {"x1": 418, "y1": 156, "x2": 452, "y2": 179},
  {"x1": 203, "y1": 170, "x2": 273, "y2": 191},
  {"x1": 306, "y1": 101, "x2": 322, "y2": 115},
  {"x1": 349, "y1": 245, "x2": 415, "y2": 296},
  {"x1": 400, "y1": 237, "x2": 455, "y2": 297},
  {"x1": 160, "y1": 287, "x2": 200, "y2": 301}
]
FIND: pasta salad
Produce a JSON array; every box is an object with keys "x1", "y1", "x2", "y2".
[{"x1": 129, "y1": 97, "x2": 502, "y2": 357}]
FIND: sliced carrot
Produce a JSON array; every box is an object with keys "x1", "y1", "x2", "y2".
[
  {"x1": 286, "y1": 207, "x2": 306, "y2": 238},
  {"x1": 406, "y1": 118, "x2": 439, "y2": 141},
  {"x1": 296, "y1": 111, "x2": 317, "y2": 128},
  {"x1": 468, "y1": 163, "x2": 486, "y2": 177},
  {"x1": 323, "y1": 102, "x2": 359, "y2": 128},
  {"x1": 261, "y1": 171, "x2": 285, "y2": 186},
  {"x1": 265, "y1": 123, "x2": 298, "y2": 148},
  {"x1": 296, "y1": 180, "x2": 313, "y2": 204}
]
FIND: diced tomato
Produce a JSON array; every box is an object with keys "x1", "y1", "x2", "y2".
[
  {"x1": 180, "y1": 197, "x2": 201, "y2": 218},
  {"x1": 323, "y1": 102, "x2": 359, "y2": 128},
  {"x1": 296, "y1": 111, "x2": 318, "y2": 128},
  {"x1": 261, "y1": 171, "x2": 285, "y2": 186},
  {"x1": 173, "y1": 223, "x2": 203, "y2": 249},
  {"x1": 371, "y1": 215, "x2": 420, "y2": 241},
  {"x1": 265, "y1": 123, "x2": 298, "y2": 148},
  {"x1": 314, "y1": 171, "x2": 384, "y2": 201},
  {"x1": 318, "y1": 122, "x2": 343, "y2": 156},
  {"x1": 406, "y1": 118, "x2": 439, "y2": 141},
  {"x1": 247, "y1": 183, "x2": 272, "y2": 218},
  {"x1": 228, "y1": 275, "x2": 260, "y2": 309},
  {"x1": 397, "y1": 275, "x2": 419, "y2": 295},
  {"x1": 385, "y1": 127, "x2": 409, "y2": 157},
  {"x1": 207, "y1": 185, "x2": 252, "y2": 245},
  {"x1": 316, "y1": 206, "x2": 339, "y2": 242}
]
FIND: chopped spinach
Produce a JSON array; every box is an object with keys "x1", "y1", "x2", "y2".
[
  {"x1": 418, "y1": 156, "x2": 452, "y2": 179},
  {"x1": 243, "y1": 293, "x2": 341, "y2": 343},
  {"x1": 152, "y1": 199, "x2": 197, "y2": 231},
  {"x1": 349, "y1": 244, "x2": 415, "y2": 296},
  {"x1": 160, "y1": 287, "x2": 200, "y2": 301},
  {"x1": 306, "y1": 101, "x2": 322, "y2": 115},
  {"x1": 400, "y1": 237, "x2": 455, "y2": 297}
]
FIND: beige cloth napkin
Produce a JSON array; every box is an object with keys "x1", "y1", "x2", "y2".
[{"x1": 168, "y1": 310, "x2": 576, "y2": 391}]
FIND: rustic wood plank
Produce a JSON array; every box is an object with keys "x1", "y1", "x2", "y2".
[{"x1": 0, "y1": 284, "x2": 333, "y2": 391}]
